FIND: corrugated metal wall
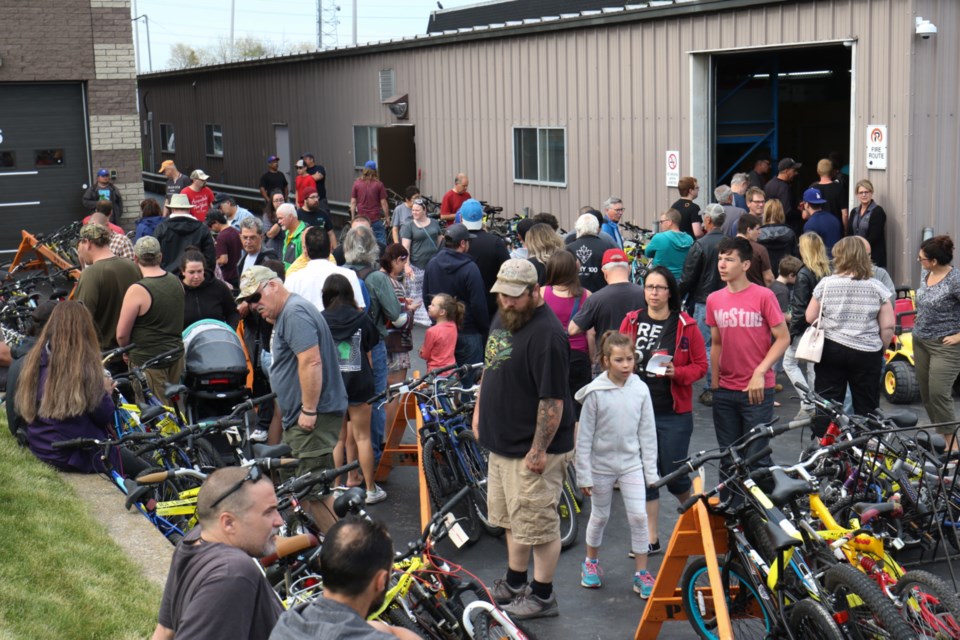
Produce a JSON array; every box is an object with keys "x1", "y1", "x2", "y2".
[{"x1": 139, "y1": 0, "x2": 959, "y2": 285}]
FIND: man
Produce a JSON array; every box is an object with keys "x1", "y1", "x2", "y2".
[
  {"x1": 600, "y1": 197, "x2": 625, "y2": 249},
  {"x1": 745, "y1": 187, "x2": 766, "y2": 219},
  {"x1": 678, "y1": 205, "x2": 727, "y2": 405},
  {"x1": 440, "y1": 173, "x2": 471, "y2": 222},
  {"x1": 206, "y1": 210, "x2": 243, "y2": 289},
  {"x1": 269, "y1": 517, "x2": 419, "y2": 640},
  {"x1": 81, "y1": 168, "x2": 123, "y2": 222},
  {"x1": 301, "y1": 153, "x2": 329, "y2": 215},
  {"x1": 671, "y1": 177, "x2": 702, "y2": 239},
  {"x1": 332, "y1": 217, "x2": 386, "y2": 268},
  {"x1": 286, "y1": 226, "x2": 365, "y2": 311},
  {"x1": 159, "y1": 160, "x2": 190, "y2": 211},
  {"x1": 716, "y1": 185, "x2": 746, "y2": 238},
  {"x1": 736, "y1": 213, "x2": 774, "y2": 286},
  {"x1": 644, "y1": 209, "x2": 693, "y2": 281},
  {"x1": 764, "y1": 158, "x2": 801, "y2": 232},
  {"x1": 277, "y1": 203, "x2": 307, "y2": 268},
  {"x1": 801, "y1": 187, "x2": 843, "y2": 256},
  {"x1": 475, "y1": 259, "x2": 575, "y2": 620},
  {"x1": 297, "y1": 184, "x2": 337, "y2": 251},
  {"x1": 218, "y1": 195, "x2": 255, "y2": 230},
  {"x1": 569, "y1": 249, "x2": 646, "y2": 340},
  {"x1": 461, "y1": 199, "x2": 510, "y2": 322},
  {"x1": 154, "y1": 193, "x2": 217, "y2": 277},
  {"x1": 74, "y1": 223, "x2": 142, "y2": 360},
  {"x1": 259, "y1": 155, "x2": 289, "y2": 211},
  {"x1": 89, "y1": 210, "x2": 135, "y2": 260},
  {"x1": 422, "y1": 224, "x2": 489, "y2": 384},
  {"x1": 180, "y1": 169, "x2": 216, "y2": 223},
  {"x1": 566, "y1": 213, "x2": 610, "y2": 294},
  {"x1": 151, "y1": 467, "x2": 284, "y2": 640},
  {"x1": 237, "y1": 266, "x2": 348, "y2": 532},
  {"x1": 564, "y1": 207, "x2": 617, "y2": 248},
  {"x1": 747, "y1": 158, "x2": 772, "y2": 190},
  {"x1": 116, "y1": 236, "x2": 185, "y2": 404},
  {"x1": 706, "y1": 237, "x2": 789, "y2": 483},
  {"x1": 293, "y1": 159, "x2": 313, "y2": 208},
  {"x1": 83, "y1": 201, "x2": 125, "y2": 235},
  {"x1": 730, "y1": 172, "x2": 749, "y2": 210},
  {"x1": 238, "y1": 217, "x2": 278, "y2": 276},
  {"x1": 810, "y1": 158, "x2": 848, "y2": 230}
]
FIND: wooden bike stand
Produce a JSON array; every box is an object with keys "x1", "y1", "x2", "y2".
[
  {"x1": 374, "y1": 373, "x2": 432, "y2": 530},
  {"x1": 635, "y1": 475, "x2": 732, "y2": 639},
  {"x1": 7, "y1": 230, "x2": 80, "y2": 280}
]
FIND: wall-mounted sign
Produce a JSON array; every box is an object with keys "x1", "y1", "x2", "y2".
[
  {"x1": 866, "y1": 124, "x2": 887, "y2": 170},
  {"x1": 666, "y1": 150, "x2": 680, "y2": 187}
]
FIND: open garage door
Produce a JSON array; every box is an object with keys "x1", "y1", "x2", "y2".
[{"x1": 0, "y1": 83, "x2": 90, "y2": 252}]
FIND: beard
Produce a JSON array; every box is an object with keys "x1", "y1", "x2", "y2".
[
  {"x1": 499, "y1": 302, "x2": 537, "y2": 333},
  {"x1": 366, "y1": 581, "x2": 388, "y2": 617}
]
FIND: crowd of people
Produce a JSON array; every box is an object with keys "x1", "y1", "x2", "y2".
[{"x1": 4, "y1": 150, "x2": 956, "y2": 639}]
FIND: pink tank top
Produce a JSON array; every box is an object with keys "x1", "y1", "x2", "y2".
[{"x1": 543, "y1": 287, "x2": 589, "y2": 353}]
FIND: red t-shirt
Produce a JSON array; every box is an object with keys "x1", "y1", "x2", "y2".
[
  {"x1": 295, "y1": 175, "x2": 315, "y2": 208},
  {"x1": 705, "y1": 283, "x2": 785, "y2": 391},
  {"x1": 350, "y1": 178, "x2": 387, "y2": 221},
  {"x1": 441, "y1": 189, "x2": 471, "y2": 218},
  {"x1": 419, "y1": 321, "x2": 458, "y2": 372},
  {"x1": 81, "y1": 214, "x2": 124, "y2": 235},
  {"x1": 180, "y1": 186, "x2": 215, "y2": 222}
]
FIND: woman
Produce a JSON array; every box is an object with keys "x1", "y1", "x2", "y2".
[
  {"x1": 400, "y1": 198, "x2": 441, "y2": 326},
  {"x1": 17, "y1": 301, "x2": 117, "y2": 473},
  {"x1": 180, "y1": 250, "x2": 240, "y2": 329},
  {"x1": 619, "y1": 266, "x2": 707, "y2": 554},
  {"x1": 848, "y1": 179, "x2": 887, "y2": 268},
  {"x1": 135, "y1": 198, "x2": 163, "y2": 240},
  {"x1": 525, "y1": 222, "x2": 564, "y2": 285},
  {"x1": 350, "y1": 162, "x2": 389, "y2": 245},
  {"x1": 543, "y1": 251, "x2": 594, "y2": 417},
  {"x1": 263, "y1": 190, "x2": 286, "y2": 256},
  {"x1": 806, "y1": 236, "x2": 894, "y2": 435},
  {"x1": 913, "y1": 235, "x2": 960, "y2": 444},
  {"x1": 321, "y1": 274, "x2": 386, "y2": 504},
  {"x1": 758, "y1": 199, "x2": 798, "y2": 277},
  {"x1": 784, "y1": 232, "x2": 832, "y2": 418}
]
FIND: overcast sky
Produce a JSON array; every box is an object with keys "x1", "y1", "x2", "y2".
[{"x1": 131, "y1": 0, "x2": 480, "y2": 72}]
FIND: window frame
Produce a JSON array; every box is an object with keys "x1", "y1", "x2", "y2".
[
  {"x1": 204, "y1": 123, "x2": 223, "y2": 158},
  {"x1": 353, "y1": 125, "x2": 378, "y2": 169},
  {"x1": 511, "y1": 126, "x2": 567, "y2": 187},
  {"x1": 160, "y1": 123, "x2": 176, "y2": 153}
]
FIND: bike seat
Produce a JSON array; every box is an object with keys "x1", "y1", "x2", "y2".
[
  {"x1": 916, "y1": 431, "x2": 947, "y2": 456},
  {"x1": 164, "y1": 383, "x2": 189, "y2": 399},
  {"x1": 884, "y1": 409, "x2": 918, "y2": 429},
  {"x1": 764, "y1": 517, "x2": 802, "y2": 552},
  {"x1": 334, "y1": 487, "x2": 367, "y2": 518},
  {"x1": 767, "y1": 468, "x2": 812, "y2": 507},
  {"x1": 252, "y1": 443, "x2": 292, "y2": 458},
  {"x1": 138, "y1": 405, "x2": 167, "y2": 424},
  {"x1": 852, "y1": 501, "x2": 902, "y2": 525}
]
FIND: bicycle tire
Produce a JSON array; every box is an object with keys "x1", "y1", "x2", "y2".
[
  {"x1": 458, "y1": 431, "x2": 505, "y2": 537},
  {"x1": 558, "y1": 480, "x2": 578, "y2": 550},
  {"x1": 788, "y1": 599, "x2": 845, "y2": 640},
  {"x1": 892, "y1": 569, "x2": 960, "y2": 639},
  {"x1": 422, "y1": 436, "x2": 481, "y2": 544},
  {"x1": 679, "y1": 556, "x2": 772, "y2": 640},
  {"x1": 822, "y1": 563, "x2": 913, "y2": 639},
  {"x1": 385, "y1": 606, "x2": 428, "y2": 638},
  {"x1": 191, "y1": 437, "x2": 224, "y2": 474}
]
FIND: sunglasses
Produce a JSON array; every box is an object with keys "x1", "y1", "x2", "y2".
[
  {"x1": 244, "y1": 282, "x2": 268, "y2": 305},
  {"x1": 209, "y1": 465, "x2": 262, "y2": 508}
]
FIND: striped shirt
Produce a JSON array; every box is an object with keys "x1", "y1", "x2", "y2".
[{"x1": 813, "y1": 275, "x2": 889, "y2": 352}]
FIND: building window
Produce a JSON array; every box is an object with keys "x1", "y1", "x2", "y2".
[
  {"x1": 513, "y1": 127, "x2": 566, "y2": 186},
  {"x1": 160, "y1": 123, "x2": 175, "y2": 152},
  {"x1": 0, "y1": 151, "x2": 15, "y2": 168},
  {"x1": 204, "y1": 124, "x2": 223, "y2": 157},
  {"x1": 379, "y1": 69, "x2": 395, "y2": 103},
  {"x1": 35, "y1": 149, "x2": 64, "y2": 167},
  {"x1": 353, "y1": 126, "x2": 378, "y2": 168}
]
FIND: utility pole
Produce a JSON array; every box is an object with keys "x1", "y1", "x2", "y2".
[
  {"x1": 352, "y1": 0, "x2": 357, "y2": 46},
  {"x1": 131, "y1": 13, "x2": 153, "y2": 72},
  {"x1": 319, "y1": 0, "x2": 340, "y2": 50},
  {"x1": 132, "y1": 0, "x2": 140, "y2": 73},
  {"x1": 229, "y1": 0, "x2": 236, "y2": 60}
]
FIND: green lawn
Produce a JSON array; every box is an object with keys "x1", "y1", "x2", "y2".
[{"x1": 0, "y1": 424, "x2": 160, "y2": 640}]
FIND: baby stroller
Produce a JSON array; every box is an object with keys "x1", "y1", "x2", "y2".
[{"x1": 182, "y1": 320, "x2": 250, "y2": 424}]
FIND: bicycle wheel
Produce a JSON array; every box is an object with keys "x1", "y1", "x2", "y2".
[
  {"x1": 190, "y1": 437, "x2": 224, "y2": 475},
  {"x1": 822, "y1": 563, "x2": 913, "y2": 638},
  {"x1": 458, "y1": 430, "x2": 505, "y2": 537},
  {"x1": 422, "y1": 436, "x2": 481, "y2": 544},
  {"x1": 558, "y1": 480, "x2": 579, "y2": 550},
  {"x1": 789, "y1": 599, "x2": 845, "y2": 639},
  {"x1": 680, "y1": 557, "x2": 772, "y2": 640},
  {"x1": 385, "y1": 605, "x2": 428, "y2": 638},
  {"x1": 892, "y1": 569, "x2": 960, "y2": 639}
]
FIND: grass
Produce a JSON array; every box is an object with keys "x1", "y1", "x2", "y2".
[{"x1": 0, "y1": 422, "x2": 161, "y2": 640}]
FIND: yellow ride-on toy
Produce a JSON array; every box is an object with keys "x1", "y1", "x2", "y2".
[{"x1": 882, "y1": 288, "x2": 919, "y2": 404}]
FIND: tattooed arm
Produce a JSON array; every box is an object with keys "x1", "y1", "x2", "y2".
[{"x1": 526, "y1": 398, "x2": 563, "y2": 474}]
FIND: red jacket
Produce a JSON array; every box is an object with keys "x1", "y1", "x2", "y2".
[{"x1": 619, "y1": 309, "x2": 707, "y2": 415}]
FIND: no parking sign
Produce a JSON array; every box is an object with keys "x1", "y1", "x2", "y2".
[
  {"x1": 665, "y1": 150, "x2": 680, "y2": 187},
  {"x1": 866, "y1": 124, "x2": 887, "y2": 170}
]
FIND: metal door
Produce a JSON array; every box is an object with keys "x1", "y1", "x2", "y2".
[
  {"x1": 274, "y1": 124, "x2": 291, "y2": 186},
  {"x1": 376, "y1": 125, "x2": 416, "y2": 199}
]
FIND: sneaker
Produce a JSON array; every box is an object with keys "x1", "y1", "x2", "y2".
[
  {"x1": 628, "y1": 540, "x2": 660, "y2": 559},
  {"x1": 580, "y1": 559, "x2": 602, "y2": 588},
  {"x1": 502, "y1": 591, "x2": 559, "y2": 620},
  {"x1": 699, "y1": 389, "x2": 714, "y2": 406},
  {"x1": 634, "y1": 570, "x2": 656, "y2": 599},
  {"x1": 365, "y1": 485, "x2": 387, "y2": 505},
  {"x1": 491, "y1": 579, "x2": 529, "y2": 605},
  {"x1": 248, "y1": 428, "x2": 268, "y2": 443}
]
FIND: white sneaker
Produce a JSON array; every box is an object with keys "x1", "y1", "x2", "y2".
[
  {"x1": 366, "y1": 485, "x2": 387, "y2": 504},
  {"x1": 248, "y1": 428, "x2": 269, "y2": 443}
]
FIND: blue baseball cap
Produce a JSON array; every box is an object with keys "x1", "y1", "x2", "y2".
[
  {"x1": 364, "y1": 160, "x2": 377, "y2": 170},
  {"x1": 459, "y1": 199, "x2": 483, "y2": 230},
  {"x1": 267, "y1": 155, "x2": 279, "y2": 163},
  {"x1": 802, "y1": 187, "x2": 827, "y2": 205},
  {"x1": 97, "y1": 168, "x2": 109, "y2": 177}
]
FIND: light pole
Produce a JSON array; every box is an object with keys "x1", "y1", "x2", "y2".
[{"x1": 132, "y1": 14, "x2": 153, "y2": 72}]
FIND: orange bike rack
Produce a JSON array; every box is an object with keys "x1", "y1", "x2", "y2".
[{"x1": 7, "y1": 230, "x2": 81, "y2": 281}]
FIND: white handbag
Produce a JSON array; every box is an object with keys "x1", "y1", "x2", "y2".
[{"x1": 795, "y1": 300, "x2": 824, "y2": 363}]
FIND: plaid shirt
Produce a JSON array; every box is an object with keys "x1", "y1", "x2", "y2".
[{"x1": 109, "y1": 231, "x2": 135, "y2": 261}]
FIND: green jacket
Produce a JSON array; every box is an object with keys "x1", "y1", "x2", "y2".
[{"x1": 282, "y1": 222, "x2": 307, "y2": 268}]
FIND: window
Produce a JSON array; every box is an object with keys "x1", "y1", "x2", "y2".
[
  {"x1": 353, "y1": 126, "x2": 378, "y2": 168},
  {"x1": 379, "y1": 69, "x2": 395, "y2": 103},
  {"x1": 513, "y1": 127, "x2": 566, "y2": 186},
  {"x1": 204, "y1": 124, "x2": 223, "y2": 157},
  {"x1": 35, "y1": 149, "x2": 64, "y2": 167},
  {"x1": 0, "y1": 151, "x2": 15, "y2": 168},
  {"x1": 160, "y1": 123, "x2": 175, "y2": 152}
]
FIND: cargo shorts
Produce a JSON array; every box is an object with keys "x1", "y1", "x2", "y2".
[{"x1": 487, "y1": 450, "x2": 573, "y2": 546}]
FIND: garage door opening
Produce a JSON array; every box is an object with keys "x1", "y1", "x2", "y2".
[{"x1": 714, "y1": 45, "x2": 852, "y2": 207}]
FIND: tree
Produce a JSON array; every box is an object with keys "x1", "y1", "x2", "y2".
[
  {"x1": 168, "y1": 43, "x2": 202, "y2": 68},
  {"x1": 166, "y1": 36, "x2": 316, "y2": 69}
]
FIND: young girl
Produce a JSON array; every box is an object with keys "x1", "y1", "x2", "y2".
[
  {"x1": 574, "y1": 331, "x2": 659, "y2": 598},
  {"x1": 419, "y1": 294, "x2": 463, "y2": 373}
]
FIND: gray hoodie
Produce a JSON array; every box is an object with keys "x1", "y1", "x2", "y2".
[{"x1": 574, "y1": 372, "x2": 659, "y2": 488}]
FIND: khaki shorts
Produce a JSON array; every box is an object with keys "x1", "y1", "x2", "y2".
[
  {"x1": 282, "y1": 412, "x2": 341, "y2": 499},
  {"x1": 487, "y1": 451, "x2": 572, "y2": 546}
]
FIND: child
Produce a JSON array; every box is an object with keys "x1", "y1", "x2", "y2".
[
  {"x1": 419, "y1": 293, "x2": 463, "y2": 373},
  {"x1": 771, "y1": 255, "x2": 802, "y2": 322},
  {"x1": 574, "y1": 331, "x2": 659, "y2": 598}
]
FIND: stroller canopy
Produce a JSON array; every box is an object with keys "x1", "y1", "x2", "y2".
[{"x1": 182, "y1": 319, "x2": 248, "y2": 377}]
